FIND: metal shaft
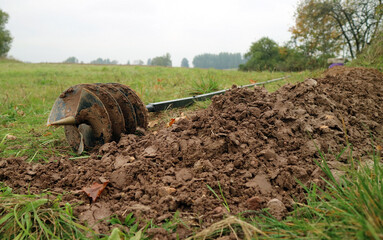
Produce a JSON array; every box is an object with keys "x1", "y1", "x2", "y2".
[{"x1": 145, "y1": 76, "x2": 289, "y2": 112}]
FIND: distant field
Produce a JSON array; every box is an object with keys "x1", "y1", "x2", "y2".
[{"x1": 0, "y1": 60, "x2": 312, "y2": 159}]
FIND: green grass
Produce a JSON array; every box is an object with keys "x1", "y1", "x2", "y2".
[
  {"x1": 207, "y1": 182, "x2": 231, "y2": 213},
  {"x1": 188, "y1": 71, "x2": 219, "y2": 95},
  {"x1": 105, "y1": 211, "x2": 189, "y2": 239},
  {"x1": 0, "y1": 60, "x2": 312, "y2": 160},
  {"x1": 0, "y1": 184, "x2": 92, "y2": 239}
]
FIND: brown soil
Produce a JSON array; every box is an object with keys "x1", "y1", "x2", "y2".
[{"x1": 1, "y1": 67, "x2": 383, "y2": 237}]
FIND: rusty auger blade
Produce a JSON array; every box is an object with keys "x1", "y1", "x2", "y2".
[{"x1": 47, "y1": 83, "x2": 148, "y2": 153}]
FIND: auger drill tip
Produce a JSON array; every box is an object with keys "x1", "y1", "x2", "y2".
[{"x1": 48, "y1": 116, "x2": 76, "y2": 126}]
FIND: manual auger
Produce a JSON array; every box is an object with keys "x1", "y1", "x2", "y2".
[{"x1": 47, "y1": 83, "x2": 148, "y2": 154}]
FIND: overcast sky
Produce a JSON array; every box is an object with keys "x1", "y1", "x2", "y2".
[{"x1": 1, "y1": 0, "x2": 299, "y2": 66}]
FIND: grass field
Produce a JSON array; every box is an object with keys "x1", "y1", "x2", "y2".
[{"x1": 1, "y1": 59, "x2": 382, "y2": 239}]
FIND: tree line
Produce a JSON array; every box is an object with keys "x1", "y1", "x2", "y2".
[
  {"x1": 192, "y1": 53, "x2": 246, "y2": 69},
  {"x1": 62, "y1": 52, "x2": 244, "y2": 69},
  {"x1": 239, "y1": 37, "x2": 320, "y2": 71}
]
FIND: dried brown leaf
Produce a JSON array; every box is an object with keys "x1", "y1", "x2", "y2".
[
  {"x1": 167, "y1": 118, "x2": 176, "y2": 127},
  {"x1": 82, "y1": 181, "x2": 109, "y2": 202}
]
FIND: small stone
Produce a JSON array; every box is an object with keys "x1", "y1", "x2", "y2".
[
  {"x1": 0, "y1": 160, "x2": 7, "y2": 168},
  {"x1": 113, "y1": 154, "x2": 128, "y2": 169},
  {"x1": 24, "y1": 175, "x2": 33, "y2": 181},
  {"x1": 305, "y1": 140, "x2": 321, "y2": 156},
  {"x1": 246, "y1": 196, "x2": 262, "y2": 210},
  {"x1": 330, "y1": 169, "x2": 346, "y2": 184},
  {"x1": 51, "y1": 173, "x2": 61, "y2": 181},
  {"x1": 175, "y1": 168, "x2": 193, "y2": 182},
  {"x1": 240, "y1": 170, "x2": 252, "y2": 179},
  {"x1": 135, "y1": 127, "x2": 146, "y2": 135},
  {"x1": 144, "y1": 146, "x2": 157, "y2": 157},
  {"x1": 158, "y1": 186, "x2": 176, "y2": 197},
  {"x1": 311, "y1": 167, "x2": 325, "y2": 178},
  {"x1": 327, "y1": 161, "x2": 346, "y2": 169},
  {"x1": 216, "y1": 236, "x2": 231, "y2": 240},
  {"x1": 6, "y1": 134, "x2": 17, "y2": 140},
  {"x1": 127, "y1": 204, "x2": 151, "y2": 213},
  {"x1": 360, "y1": 159, "x2": 383, "y2": 170},
  {"x1": 134, "y1": 190, "x2": 143, "y2": 199},
  {"x1": 262, "y1": 149, "x2": 277, "y2": 161},
  {"x1": 208, "y1": 206, "x2": 226, "y2": 218},
  {"x1": 17, "y1": 110, "x2": 25, "y2": 116},
  {"x1": 162, "y1": 175, "x2": 175, "y2": 184},
  {"x1": 148, "y1": 120, "x2": 159, "y2": 128},
  {"x1": 225, "y1": 163, "x2": 234, "y2": 172},
  {"x1": 305, "y1": 78, "x2": 317, "y2": 87},
  {"x1": 98, "y1": 142, "x2": 116, "y2": 154},
  {"x1": 147, "y1": 228, "x2": 168, "y2": 238},
  {"x1": 267, "y1": 198, "x2": 286, "y2": 221},
  {"x1": 99, "y1": 177, "x2": 109, "y2": 183},
  {"x1": 26, "y1": 170, "x2": 37, "y2": 176},
  {"x1": 303, "y1": 124, "x2": 314, "y2": 133},
  {"x1": 193, "y1": 160, "x2": 203, "y2": 170},
  {"x1": 156, "y1": 213, "x2": 172, "y2": 222},
  {"x1": 269, "y1": 169, "x2": 280, "y2": 179}
]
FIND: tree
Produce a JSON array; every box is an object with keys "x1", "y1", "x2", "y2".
[
  {"x1": 192, "y1": 53, "x2": 245, "y2": 69},
  {"x1": 63, "y1": 56, "x2": 79, "y2": 63},
  {"x1": 0, "y1": 9, "x2": 12, "y2": 57},
  {"x1": 90, "y1": 58, "x2": 118, "y2": 64},
  {"x1": 291, "y1": 0, "x2": 383, "y2": 59},
  {"x1": 277, "y1": 44, "x2": 318, "y2": 71},
  {"x1": 146, "y1": 58, "x2": 151, "y2": 65},
  {"x1": 133, "y1": 60, "x2": 144, "y2": 65},
  {"x1": 290, "y1": 0, "x2": 341, "y2": 59},
  {"x1": 240, "y1": 37, "x2": 324, "y2": 72},
  {"x1": 151, "y1": 53, "x2": 172, "y2": 67},
  {"x1": 181, "y1": 58, "x2": 189, "y2": 68},
  {"x1": 239, "y1": 37, "x2": 280, "y2": 71}
]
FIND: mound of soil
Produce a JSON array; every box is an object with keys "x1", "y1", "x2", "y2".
[{"x1": 1, "y1": 67, "x2": 383, "y2": 236}]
